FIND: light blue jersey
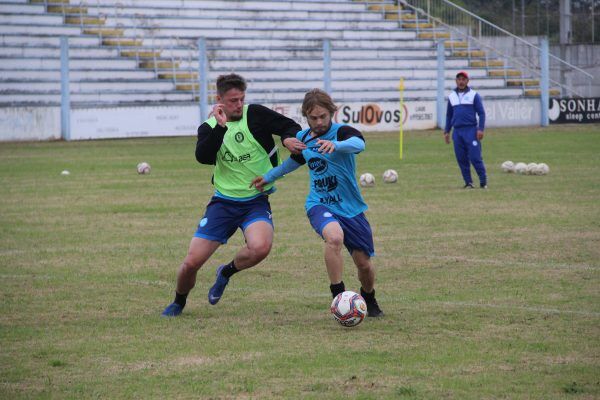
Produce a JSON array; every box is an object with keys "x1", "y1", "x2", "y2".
[{"x1": 299, "y1": 124, "x2": 367, "y2": 217}]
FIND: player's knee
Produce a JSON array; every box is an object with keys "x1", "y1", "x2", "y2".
[
  {"x1": 249, "y1": 240, "x2": 272, "y2": 261},
  {"x1": 181, "y1": 258, "x2": 202, "y2": 272},
  {"x1": 325, "y1": 234, "x2": 344, "y2": 250}
]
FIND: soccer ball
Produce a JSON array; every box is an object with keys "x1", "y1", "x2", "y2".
[
  {"x1": 330, "y1": 290, "x2": 367, "y2": 327},
  {"x1": 501, "y1": 161, "x2": 514, "y2": 173},
  {"x1": 359, "y1": 173, "x2": 375, "y2": 187},
  {"x1": 526, "y1": 163, "x2": 538, "y2": 175},
  {"x1": 137, "y1": 162, "x2": 151, "y2": 174},
  {"x1": 514, "y1": 162, "x2": 527, "y2": 174},
  {"x1": 382, "y1": 169, "x2": 398, "y2": 183},
  {"x1": 536, "y1": 163, "x2": 549, "y2": 175},
  {"x1": 60, "y1": 170, "x2": 70, "y2": 176}
]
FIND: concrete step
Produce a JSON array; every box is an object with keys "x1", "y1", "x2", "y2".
[
  {"x1": 0, "y1": 46, "x2": 118, "y2": 58},
  {"x1": 102, "y1": 16, "x2": 398, "y2": 31},
  {"x1": 507, "y1": 79, "x2": 540, "y2": 87},
  {"x1": 1, "y1": 90, "x2": 194, "y2": 104},
  {"x1": 0, "y1": 80, "x2": 174, "y2": 92},
  {"x1": 0, "y1": 57, "x2": 137, "y2": 70},
  {"x1": 524, "y1": 88, "x2": 560, "y2": 96},
  {"x1": 201, "y1": 58, "x2": 469, "y2": 70},
  {"x1": 0, "y1": 69, "x2": 156, "y2": 80},
  {"x1": 84, "y1": 6, "x2": 383, "y2": 21},
  {"x1": 73, "y1": 0, "x2": 370, "y2": 12},
  {"x1": 470, "y1": 60, "x2": 504, "y2": 67},
  {"x1": 0, "y1": 34, "x2": 100, "y2": 47}
]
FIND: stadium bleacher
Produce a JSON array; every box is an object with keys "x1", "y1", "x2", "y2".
[{"x1": 0, "y1": 0, "x2": 557, "y2": 107}]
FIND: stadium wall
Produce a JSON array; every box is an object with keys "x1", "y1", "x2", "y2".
[{"x1": 0, "y1": 98, "x2": 540, "y2": 141}]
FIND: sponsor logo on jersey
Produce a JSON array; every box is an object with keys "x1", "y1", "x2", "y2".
[
  {"x1": 307, "y1": 157, "x2": 328, "y2": 174},
  {"x1": 222, "y1": 150, "x2": 251, "y2": 163},
  {"x1": 313, "y1": 175, "x2": 338, "y2": 193},
  {"x1": 319, "y1": 193, "x2": 342, "y2": 205}
]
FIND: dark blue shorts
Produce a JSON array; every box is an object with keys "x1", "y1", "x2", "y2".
[
  {"x1": 194, "y1": 195, "x2": 273, "y2": 244},
  {"x1": 307, "y1": 205, "x2": 375, "y2": 257}
]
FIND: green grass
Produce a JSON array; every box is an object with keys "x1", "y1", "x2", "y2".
[{"x1": 1, "y1": 125, "x2": 599, "y2": 399}]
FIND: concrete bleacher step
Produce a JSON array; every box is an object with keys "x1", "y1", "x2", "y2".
[
  {"x1": 0, "y1": 57, "x2": 137, "y2": 70},
  {"x1": 417, "y1": 32, "x2": 451, "y2": 39},
  {"x1": 470, "y1": 60, "x2": 504, "y2": 67},
  {"x1": 1, "y1": 69, "x2": 156, "y2": 80},
  {"x1": 83, "y1": 6, "x2": 384, "y2": 22},
  {"x1": 83, "y1": 28, "x2": 124, "y2": 37},
  {"x1": 64, "y1": 16, "x2": 106, "y2": 25},
  {"x1": 1, "y1": 91, "x2": 194, "y2": 104},
  {"x1": 524, "y1": 89, "x2": 561, "y2": 97},
  {"x1": 452, "y1": 50, "x2": 486, "y2": 58},
  {"x1": 507, "y1": 79, "x2": 540, "y2": 87},
  {"x1": 47, "y1": 5, "x2": 88, "y2": 14},
  {"x1": 489, "y1": 69, "x2": 522, "y2": 77}
]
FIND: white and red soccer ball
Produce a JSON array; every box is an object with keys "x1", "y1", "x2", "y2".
[
  {"x1": 359, "y1": 173, "x2": 375, "y2": 187},
  {"x1": 330, "y1": 290, "x2": 367, "y2": 327},
  {"x1": 382, "y1": 169, "x2": 398, "y2": 183},
  {"x1": 137, "y1": 162, "x2": 151, "y2": 175}
]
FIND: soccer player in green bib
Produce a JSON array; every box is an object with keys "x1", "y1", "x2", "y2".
[{"x1": 162, "y1": 74, "x2": 305, "y2": 317}]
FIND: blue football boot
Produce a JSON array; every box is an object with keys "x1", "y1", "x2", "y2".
[{"x1": 208, "y1": 265, "x2": 230, "y2": 305}]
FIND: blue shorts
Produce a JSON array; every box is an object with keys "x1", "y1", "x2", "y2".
[
  {"x1": 307, "y1": 205, "x2": 375, "y2": 257},
  {"x1": 194, "y1": 195, "x2": 273, "y2": 244}
]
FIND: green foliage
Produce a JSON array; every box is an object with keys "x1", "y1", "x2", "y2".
[{"x1": 0, "y1": 125, "x2": 598, "y2": 399}]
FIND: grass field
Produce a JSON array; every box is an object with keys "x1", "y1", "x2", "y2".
[{"x1": 1, "y1": 125, "x2": 599, "y2": 399}]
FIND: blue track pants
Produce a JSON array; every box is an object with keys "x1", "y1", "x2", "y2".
[{"x1": 452, "y1": 126, "x2": 487, "y2": 186}]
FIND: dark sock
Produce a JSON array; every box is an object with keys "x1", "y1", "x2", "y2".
[
  {"x1": 330, "y1": 281, "x2": 345, "y2": 298},
  {"x1": 221, "y1": 260, "x2": 239, "y2": 279},
  {"x1": 174, "y1": 291, "x2": 188, "y2": 307},
  {"x1": 360, "y1": 287, "x2": 375, "y2": 302}
]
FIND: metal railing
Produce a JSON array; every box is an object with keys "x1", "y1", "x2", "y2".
[{"x1": 400, "y1": 0, "x2": 594, "y2": 97}]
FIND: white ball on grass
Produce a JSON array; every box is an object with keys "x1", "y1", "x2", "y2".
[
  {"x1": 501, "y1": 161, "x2": 514, "y2": 173},
  {"x1": 137, "y1": 162, "x2": 151, "y2": 175},
  {"x1": 526, "y1": 163, "x2": 538, "y2": 175},
  {"x1": 60, "y1": 170, "x2": 70, "y2": 176},
  {"x1": 537, "y1": 163, "x2": 549, "y2": 175},
  {"x1": 382, "y1": 169, "x2": 398, "y2": 183},
  {"x1": 359, "y1": 173, "x2": 375, "y2": 187},
  {"x1": 514, "y1": 162, "x2": 527, "y2": 174}
]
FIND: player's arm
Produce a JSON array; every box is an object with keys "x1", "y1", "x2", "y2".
[
  {"x1": 250, "y1": 157, "x2": 304, "y2": 191},
  {"x1": 444, "y1": 100, "x2": 453, "y2": 144},
  {"x1": 248, "y1": 104, "x2": 305, "y2": 154},
  {"x1": 317, "y1": 126, "x2": 365, "y2": 154},
  {"x1": 474, "y1": 93, "x2": 486, "y2": 139},
  {"x1": 195, "y1": 122, "x2": 227, "y2": 165}
]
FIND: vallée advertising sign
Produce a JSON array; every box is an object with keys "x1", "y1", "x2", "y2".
[{"x1": 549, "y1": 98, "x2": 600, "y2": 124}]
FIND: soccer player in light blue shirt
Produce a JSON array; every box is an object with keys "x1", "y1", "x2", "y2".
[{"x1": 251, "y1": 89, "x2": 383, "y2": 317}]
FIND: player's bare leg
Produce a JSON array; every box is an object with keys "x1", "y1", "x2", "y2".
[
  {"x1": 176, "y1": 237, "x2": 221, "y2": 294},
  {"x1": 322, "y1": 222, "x2": 345, "y2": 297},
  {"x1": 208, "y1": 221, "x2": 273, "y2": 305},
  {"x1": 162, "y1": 237, "x2": 220, "y2": 316},
  {"x1": 352, "y1": 250, "x2": 384, "y2": 317},
  {"x1": 234, "y1": 221, "x2": 273, "y2": 270},
  {"x1": 352, "y1": 250, "x2": 375, "y2": 293}
]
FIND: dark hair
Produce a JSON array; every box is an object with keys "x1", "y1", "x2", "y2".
[
  {"x1": 301, "y1": 88, "x2": 337, "y2": 117},
  {"x1": 216, "y1": 73, "x2": 247, "y2": 96}
]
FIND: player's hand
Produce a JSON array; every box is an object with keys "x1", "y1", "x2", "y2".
[
  {"x1": 316, "y1": 139, "x2": 335, "y2": 154},
  {"x1": 444, "y1": 132, "x2": 450, "y2": 144},
  {"x1": 282, "y1": 137, "x2": 306, "y2": 154},
  {"x1": 477, "y1": 130, "x2": 484, "y2": 141},
  {"x1": 250, "y1": 176, "x2": 267, "y2": 192},
  {"x1": 213, "y1": 104, "x2": 227, "y2": 127}
]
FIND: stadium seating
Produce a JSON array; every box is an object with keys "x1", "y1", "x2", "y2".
[{"x1": 0, "y1": 0, "x2": 557, "y2": 106}]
